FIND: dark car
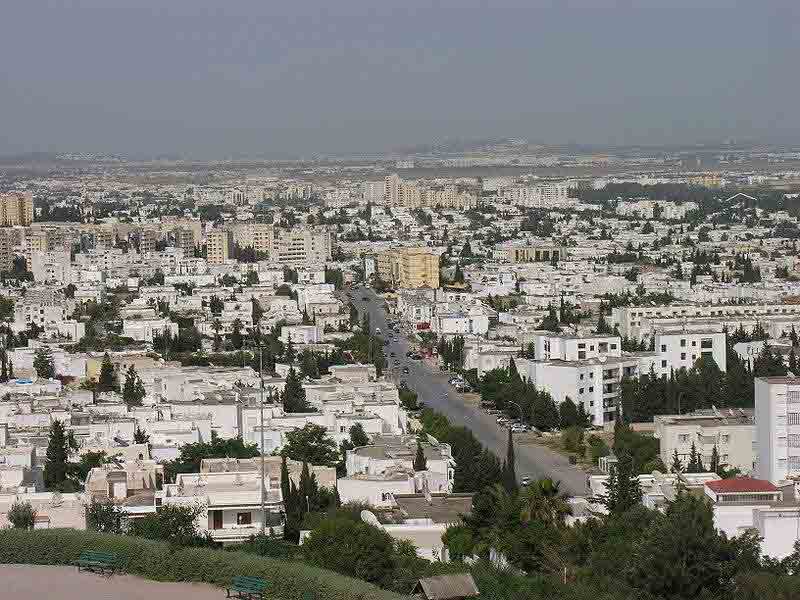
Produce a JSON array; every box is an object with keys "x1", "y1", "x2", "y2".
[
  {"x1": 402, "y1": 366, "x2": 410, "y2": 374},
  {"x1": 361, "y1": 296, "x2": 369, "y2": 301}
]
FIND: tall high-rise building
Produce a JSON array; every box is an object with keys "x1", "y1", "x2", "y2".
[
  {"x1": 376, "y1": 248, "x2": 440, "y2": 289},
  {"x1": 0, "y1": 228, "x2": 14, "y2": 272},
  {"x1": 271, "y1": 227, "x2": 331, "y2": 266},
  {"x1": 206, "y1": 229, "x2": 234, "y2": 264},
  {"x1": 139, "y1": 228, "x2": 159, "y2": 254},
  {"x1": 0, "y1": 191, "x2": 34, "y2": 226}
]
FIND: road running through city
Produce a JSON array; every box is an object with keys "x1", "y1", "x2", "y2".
[{"x1": 351, "y1": 286, "x2": 589, "y2": 496}]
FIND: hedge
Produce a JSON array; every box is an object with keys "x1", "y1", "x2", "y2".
[{"x1": 0, "y1": 528, "x2": 407, "y2": 600}]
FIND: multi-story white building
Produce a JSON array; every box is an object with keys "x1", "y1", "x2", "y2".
[
  {"x1": 517, "y1": 355, "x2": 640, "y2": 425},
  {"x1": 499, "y1": 181, "x2": 572, "y2": 208},
  {"x1": 648, "y1": 330, "x2": 727, "y2": 374},
  {"x1": 755, "y1": 376, "x2": 800, "y2": 484}
]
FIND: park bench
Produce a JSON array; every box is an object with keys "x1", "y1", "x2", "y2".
[
  {"x1": 226, "y1": 575, "x2": 269, "y2": 600},
  {"x1": 73, "y1": 550, "x2": 118, "y2": 575}
]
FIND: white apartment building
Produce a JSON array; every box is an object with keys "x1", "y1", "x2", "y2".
[
  {"x1": 612, "y1": 303, "x2": 800, "y2": 341},
  {"x1": 280, "y1": 324, "x2": 322, "y2": 345},
  {"x1": 615, "y1": 199, "x2": 698, "y2": 220},
  {"x1": 755, "y1": 376, "x2": 800, "y2": 484},
  {"x1": 499, "y1": 181, "x2": 572, "y2": 208},
  {"x1": 648, "y1": 330, "x2": 727, "y2": 374},
  {"x1": 517, "y1": 355, "x2": 640, "y2": 425},
  {"x1": 531, "y1": 333, "x2": 621, "y2": 361},
  {"x1": 654, "y1": 411, "x2": 755, "y2": 473}
]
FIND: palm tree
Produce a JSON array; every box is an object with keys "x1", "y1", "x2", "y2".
[{"x1": 520, "y1": 478, "x2": 572, "y2": 526}]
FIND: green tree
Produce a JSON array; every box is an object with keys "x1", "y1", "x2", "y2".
[
  {"x1": 629, "y1": 493, "x2": 761, "y2": 599},
  {"x1": 282, "y1": 366, "x2": 311, "y2": 413},
  {"x1": 559, "y1": 396, "x2": 579, "y2": 428},
  {"x1": 122, "y1": 365, "x2": 146, "y2": 407},
  {"x1": 133, "y1": 425, "x2": 150, "y2": 444},
  {"x1": 601, "y1": 449, "x2": 642, "y2": 515},
  {"x1": 520, "y1": 478, "x2": 571, "y2": 526},
  {"x1": 7, "y1": 500, "x2": 36, "y2": 529},
  {"x1": 710, "y1": 444, "x2": 720, "y2": 474},
  {"x1": 230, "y1": 318, "x2": 244, "y2": 350},
  {"x1": 282, "y1": 424, "x2": 340, "y2": 467},
  {"x1": 128, "y1": 503, "x2": 211, "y2": 547},
  {"x1": 85, "y1": 498, "x2": 124, "y2": 534},
  {"x1": 413, "y1": 442, "x2": 427, "y2": 472},
  {"x1": 349, "y1": 423, "x2": 370, "y2": 447},
  {"x1": 33, "y1": 346, "x2": 55, "y2": 379},
  {"x1": 302, "y1": 517, "x2": 400, "y2": 589},
  {"x1": 502, "y1": 428, "x2": 517, "y2": 493},
  {"x1": 98, "y1": 352, "x2": 116, "y2": 391},
  {"x1": 163, "y1": 435, "x2": 259, "y2": 482},
  {"x1": 44, "y1": 420, "x2": 72, "y2": 491},
  {"x1": 671, "y1": 449, "x2": 683, "y2": 474}
]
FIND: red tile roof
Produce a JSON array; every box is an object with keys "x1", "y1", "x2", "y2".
[{"x1": 706, "y1": 478, "x2": 778, "y2": 494}]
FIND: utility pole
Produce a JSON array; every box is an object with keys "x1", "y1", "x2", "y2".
[{"x1": 259, "y1": 344, "x2": 266, "y2": 535}]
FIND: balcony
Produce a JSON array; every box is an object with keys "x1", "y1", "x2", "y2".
[{"x1": 208, "y1": 523, "x2": 284, "y2": 542}]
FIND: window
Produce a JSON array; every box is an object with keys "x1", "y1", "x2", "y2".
[
  {"x1": 661, "y1": 345, "x2": 667, "y2": 352},
  {"x1": 611, "y1": 343, "x2": 617, "y2": 350},
  {"x1": 661, "y1": 360, "x2": 667, "y2": 368},
  {"x1": 579, "y1": 373, "x2": 584, "y2": 380},
  {"x1": 589, "y1": 401, "x2": 594, "y2": 407},
  {"x1": 680, "y1": 353, "x2": 686, "y2": 360},
  {"x1": 237, "y1": 512, "x2": 252, "y2": 525},
  {"x1": 678, "y1": 434, "x2": 689, "y2": 443},
  {"x1": 721, "y1": 435, "x2": 730, "y2": 444},
  {"x1": 589, "y1": 386, "x2": 594, "y2": 392},
  {"x1": 578, "y1": 343, "x2": 585, "y2": 349},
  {"x1": 680, "y1": 339, "x2": 686, "y2": 347},
  {"x1": 579, "y1": 388, "x2": 584, "y2": 394},
  {"x1": 578, "y1": 351, "x2": 586, "y2": 360},
  {"x1": 691, "y1": 340, "x2": 696, "y2": 347},
  {"x1": 789, "y1": 413, "x2": 800, "y2": 425},
  {"x1": 701, "y1": 339, "x2": 713, "y2": 349}
]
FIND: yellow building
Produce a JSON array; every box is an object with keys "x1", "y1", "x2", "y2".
[
  {"x1": 206, "y1": 229, "x2": 234, "y2": 264},
  {"x1": 0, "y1": 191, "x2": 34, "y2": 226},
  {"x1": 377, "y1": 248, "x2": 440, "y2": 289}
]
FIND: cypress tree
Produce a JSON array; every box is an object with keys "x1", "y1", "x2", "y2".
[
  {"x1": 670, "y1": 449, "x2": 683, "y2": 474},
  {"x1": 44, "y1": 420, "x2": 69, "y2": 490},
  {"x1": 280, "y1": 455, "x2": 291, "y2": 502},
  {"x1": 282, "y1": 367, "x2": 309, "y2": 413},
  {"x1": 98, "y1": 352, "x2": 116, "y2": 392},
  {"x1": 413, "y1": 442, "x2": 427, "y2": 472},
  {"x1": 502, "y1": 428, "x2": 517, "y2": 493},
  {"x1": 710, "y1": 445, "x2": 720, "y2": 474},
  {"x1": 603, "y1": 449, "x2": 642, "y2": 515}
]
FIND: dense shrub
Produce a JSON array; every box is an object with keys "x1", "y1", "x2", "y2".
[
  {"x1": 7, "y1": 500, "x2": 36, "y2": 530},
  {"x1": 0, "y1": 528, "x2": 404, "y2": 600}
]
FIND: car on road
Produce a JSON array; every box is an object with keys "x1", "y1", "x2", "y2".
[
  {"x1": 361, "y1": 296, "x2": 368, "y2": 301},
  {"x1": 521, "y1": 476, "x2": 531, "y2": 486},
  {"x1": 409, "y1": 354, "x2": 422, "y2": 360},
  {"x1": 402, "y1": 366, "x2": 410, "y2": 374},
  {"x1": 390, "y1": 352, "x2": 396, "y2": 357}
]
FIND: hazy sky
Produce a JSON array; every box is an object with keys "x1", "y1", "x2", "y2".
[{"x1": 2, "y1": 1, "x2": 799, "y2": 158}]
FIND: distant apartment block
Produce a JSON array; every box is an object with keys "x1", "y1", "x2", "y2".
[
  {"x1": 206, "y1": 229, "x2": 234, "y2": 264},
  {"x1": 0, "y1": 191, "x2": 34, "y2": 226},
  {"x1": 504, "y1": 241, "x2": 564, "y2": 263},
  {"x1": 377, "y1": 248, "x2": 440, "y2": 289}
]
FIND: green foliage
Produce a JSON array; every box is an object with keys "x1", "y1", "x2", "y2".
[
  {"x1": 586, "y1": 434, "x2": 610, "y2": 463},
  {"x1": 0, "y1": 528, "x2": 402, "y2": 600},
  {"x1": 163, "y1": 435, "x2": 260, "y2": 482},
  {"x1": 7, "y1": 500, "x2": 36, "y2": 530},
  {"x1": 600, "y1": 450, "x2": 642, "y2": 515},
  {"x1": 128, "y1": 503, "x2": 212, "y2": 547},
  {"x1": 85, "y1": 498, "x2": 124, "y2": 534},
  {"x1": 122, "y1": 365, "x2": 146, "y2": 407},
  {"x1": 44, "y1": 420, "x2": 75, "y2": 491},
  {"x1": 413, "y1": 442, "x2": 427, "y2": 472},
  {"x1": 282, "y1": 424, "x2": 340, "y2": 467},
  {"x1": 559, "y1": 397, "x2": 580, "y2": 428},
  {"x1": 398, "y1": 387, "x2": 420, "y2": 411},
  {"x1": 302, "y1": 516, "x2": 429, "y2": 592},
  {"x1": 419, "y1": 408, "x2": 503, "y2": 493},
  {"x1": 282, "y1": 366, "x2": 312, "y2": 412},
  {"x1": 98, "y1": 352, "x2": 117, "y2": 391},
  {"x1": 33, "y1": 346, "x2": 55, "y2": 379},
  {"x1": 349, "y1": 423, "x2": 370, "y2": 448}
]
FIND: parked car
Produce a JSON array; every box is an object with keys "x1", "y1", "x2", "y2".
[
  {"x1": 521, "y1": 476, "x2": 531, "y2": 486},
  {"x1": 402, "y1": 366, "x2": 410, "y2": 374}
]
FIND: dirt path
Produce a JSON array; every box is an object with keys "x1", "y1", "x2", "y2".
[{"x1": 0, "y1": 564, "x2": 225, "y2": 600}]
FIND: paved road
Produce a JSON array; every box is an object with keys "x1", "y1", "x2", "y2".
[{"x1": 351, "y1": 286, "x2": 588, "y2": 496}]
